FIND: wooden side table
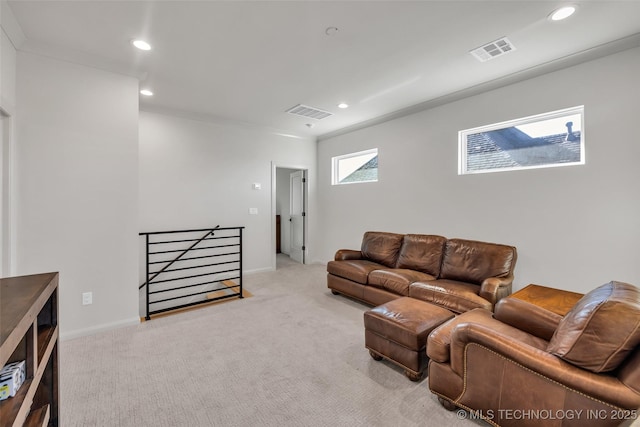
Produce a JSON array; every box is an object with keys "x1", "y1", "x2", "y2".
[{"x1": 510, "y1": 284, "x2": 583, "y2": 316}]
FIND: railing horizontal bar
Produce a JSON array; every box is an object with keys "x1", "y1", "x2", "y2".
[
  {"x1": 150, "y1": 260, "x2": 238, "y2": 275},
  {"x1": 149, "y1": 251, "x2": 241, "y2": 265},
  {"x1": 148, "y1": 292, "x2": 242, "y2": 316},
  {"x1": 150, "y1": 287, "x2": 240, "y2": 305},
  {"x1": 148, "y1": 278, "x2": 235, "y2": 295},
  {"x1": 152, "y1": 284, "x2": 239, "y2": 297},
  {"x1": 149, "y1": 268, "x2": 240, "y2": 284},
  {"x1": 140, "y1": 226, "x2": 244, "y2": 236},
  {"x1": 149, "y1": 244, "x2": 240, "y2": 255},
  {"x1": 147, "y1": 276, "x2": 240, "y2": 295},
  {"x1": 140, "y1": 276, "x2": 240, "y2": 294},
  {"x1": 149, "y1": 235, "x2": 240, "y2": 245}
]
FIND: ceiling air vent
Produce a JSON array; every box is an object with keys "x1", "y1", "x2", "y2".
[
  {"x1": 470, "y1": 37, "x2": 516, "y2": 62},
  {"x1": 286, "y1": 104, "x2": 333, "y2": 120}
]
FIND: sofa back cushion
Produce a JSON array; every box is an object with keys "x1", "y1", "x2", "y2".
[
  {"x1": 396, "y1": 234, "x2": 446, "y2": 276},
  {"x1": 548, "y1": 281, "x2": 640, "y2": 373},
  {"x1": 361, "y1": 232, "x2": 404, "y2": 268},
  {"x1": 439, "y1": 239, "x2": 516, "y2": 285}
]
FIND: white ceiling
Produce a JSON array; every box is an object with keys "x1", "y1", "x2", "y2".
[{"x1": 5, "y1": 1, "x2": 640, "y2": 139}]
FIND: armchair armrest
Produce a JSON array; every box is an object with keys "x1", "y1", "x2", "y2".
[
  {"x1": 479, "y1": 275, "x2": 513, "y2": 307},
  {"x1": 494, "y1": 285, "x2": 584, "y2": 340},
  {"x1": 334, "y1": 249, "x2": 363, "y2": 261},
  {"x1": 450, "y1": 322, "x2": 547, "y2": 377},
  {"x1": 449, "y1": 322, "x2": 640, "y2": 409},
  {"x1": 494, "y1": 297, "x2": 562, "y2": 341}
]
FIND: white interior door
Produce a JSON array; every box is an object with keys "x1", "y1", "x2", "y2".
[{"x1": 289, "y1": 170, "x2": 305, "y2": 263}]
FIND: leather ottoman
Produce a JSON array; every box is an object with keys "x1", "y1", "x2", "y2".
[{"x1": 364, "y1": 297, "x2": 455, "y2": 381}]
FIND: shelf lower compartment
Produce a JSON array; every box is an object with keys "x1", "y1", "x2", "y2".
[
  {"x1": 24, "y1": 404, "x2": 50, "y2": 427},
  {"x1": 37, "y1": 327, "x2": 56, "y2": 366},
  {"x1": 0, "y1": 325, "x2": 58, "y2": 427},
  {"x1": 0, "y1": 378, "x2": 34, "y2": 427}
]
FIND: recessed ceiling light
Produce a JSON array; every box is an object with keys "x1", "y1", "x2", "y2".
[
  {"x1": 337, "y1": 103, "x2": 349, "y2": 109},
  {"x1": 140, "y1": 89, "x2": 153, "y2": 96},
  {"x1": 549, "y1": 6, "x2": 576, "y2": 21},
  {"x1": 132, "y1": 39, "x2": 151, "y2": 51}
]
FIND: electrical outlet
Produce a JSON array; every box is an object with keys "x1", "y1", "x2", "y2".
[
  {"x1": 82, "y1": 292, "x2": 93, "y2": 305},
  {"x1": 249, "y1": 208, "x2": 258, "y2": 215}
]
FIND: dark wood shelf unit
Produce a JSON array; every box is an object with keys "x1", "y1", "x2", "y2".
[{"x1": 0, "y1": 272, "x2": 59, "y2": 427}]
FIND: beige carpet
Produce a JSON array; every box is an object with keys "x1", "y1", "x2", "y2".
[{"x1": 60, "y1": 254, "x2": 482, "y2": 426}]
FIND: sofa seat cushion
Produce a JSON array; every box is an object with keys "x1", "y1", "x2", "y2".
[
  {"x1": 327, "y1": 260, "x2": 384, "y2": 284},
  {"x1": 368, "y1": 269, "x2": 436, "y2": 296},
  {"x1": 548, "y1": 281, "x2": 640, "y2": 373},
  {"x1": 396, "y1": 234, "x2": 446, "y2": 276},
  {"x1": 409, "y1": 280, "x2": 492, "y2": 314}
]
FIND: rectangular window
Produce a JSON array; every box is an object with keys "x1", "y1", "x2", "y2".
[
  {"x1": 332, "y1": 148, "x2": 378, "y2": 185},
  {"x1": 459, "y1": 106, "x2": 584, "y2": 175}
]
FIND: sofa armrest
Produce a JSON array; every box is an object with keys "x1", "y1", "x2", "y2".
[
  {"x1": 479, "y1": 275, "x2": 513, "y2": 307},
  {"x1": 334, "y1": 249, "x2": 363, "y2": 261},
  {"x1": 449, "y1": 322, "x2": 640, "y2": 409}
]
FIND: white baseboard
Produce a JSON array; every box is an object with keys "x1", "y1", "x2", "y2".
[{"x1": 60, "y1": 316, "x2": 140, "y2": 341}]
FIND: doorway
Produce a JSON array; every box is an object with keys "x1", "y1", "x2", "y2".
[
  {"x1": 289, "y1": 170, "x2": 305, "y2": 263},
  {"x1": 272, "y1": 164, "x2": 308, "y2": 269}
]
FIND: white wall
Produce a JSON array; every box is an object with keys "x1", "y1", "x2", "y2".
[
  {"x1": 318, "y1": 47, "x2": 640, "y2": 294},
  {"x1": 15, "y1": 52, "x2": 140, "y2": 338},
  {"x1": 138, "y1": 111, "x2": 317, "y2": 272}
]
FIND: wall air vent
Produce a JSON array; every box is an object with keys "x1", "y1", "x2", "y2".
[
  {"x1": 470, "y1": 37, "x2": 516, "y2": 62},
  {"x1": 286, "y1": 104, "x2": 333, "y2": 120}
]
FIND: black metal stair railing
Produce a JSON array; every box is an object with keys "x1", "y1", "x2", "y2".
[{"x1": 139, "y1": 225, "x2": 244, "y2": 320}]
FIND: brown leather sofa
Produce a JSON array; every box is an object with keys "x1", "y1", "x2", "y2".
[
  {"x1": 327, "y1": 231, "x2": 517, "y2": 313},
  {"x1": 427, "y1": 281, "x2": 640, "y2": 427}
]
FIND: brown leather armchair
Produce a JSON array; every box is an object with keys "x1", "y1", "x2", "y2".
[{"x1": 427, "y1": 281, "x2": 640, "y2": 427}]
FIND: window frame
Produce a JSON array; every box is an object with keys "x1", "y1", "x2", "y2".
[
  {"x1": 458, "y1": 105, "x2": 585, "y2": 175},
  {"x1": 331, "y1": 148, "x2": 378, "y2": 185}
]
